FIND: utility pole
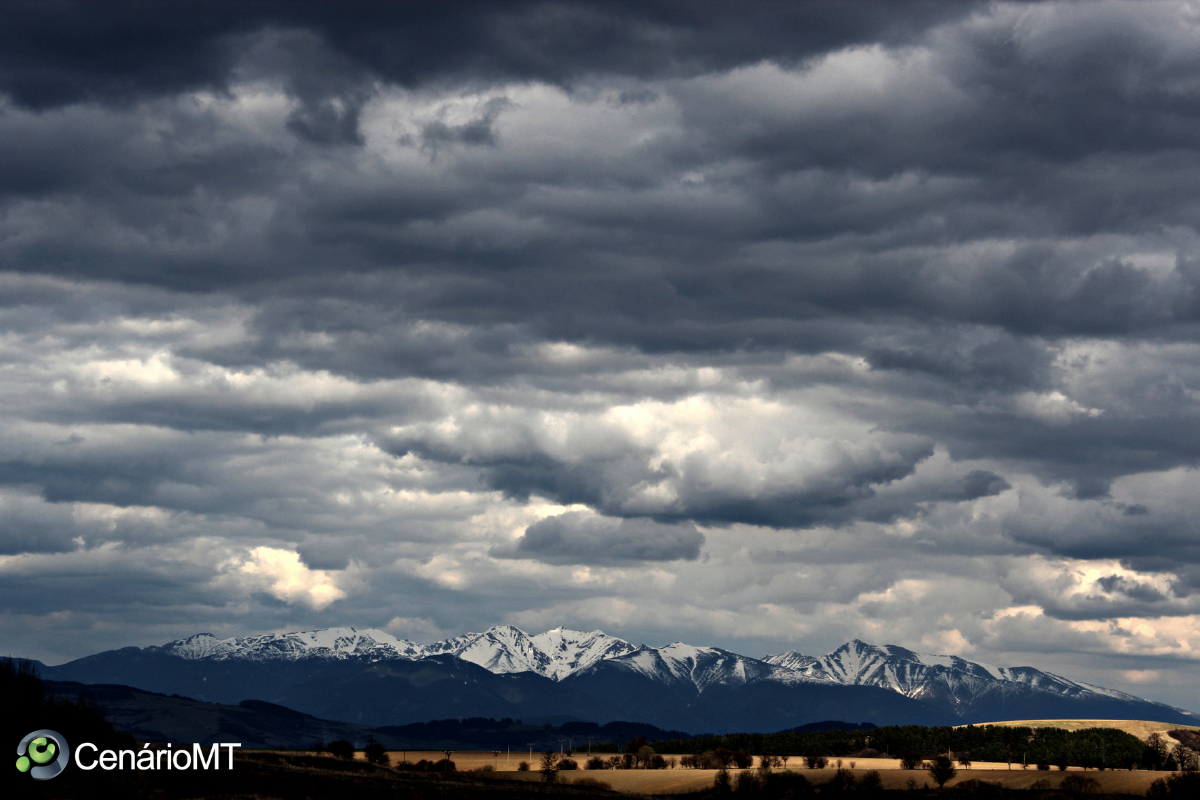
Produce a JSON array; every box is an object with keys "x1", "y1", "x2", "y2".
[
  {"x1": 527, "y1": 742, "x2": 534, "y2": 763},
  {"x1": 587, "y1": 736, "x2": 594, "y2": 755},
  {"x1": 493, "y1": 751, "x2": 500, "y2": 770}
]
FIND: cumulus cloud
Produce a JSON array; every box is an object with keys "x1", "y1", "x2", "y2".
[{"x1": 234, "y1": 546, "x2": 347, "y2": 610}]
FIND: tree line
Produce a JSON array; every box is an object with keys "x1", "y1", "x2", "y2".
[{"x1": 650, "y1": 723, "x2": 1194, "y2": 771}]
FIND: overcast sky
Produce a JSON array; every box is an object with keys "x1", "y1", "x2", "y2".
[{"x1": 2, "y1": 0, "x2": 1200, "y2": 710}]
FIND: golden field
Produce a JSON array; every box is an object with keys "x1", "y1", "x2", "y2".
[{"x1": 361, "y1": 750, "x2": 1187, "y2": 795}]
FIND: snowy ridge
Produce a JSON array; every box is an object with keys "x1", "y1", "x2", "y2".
[
  {"x1": 600, "y1": 642, "x2": 830, "y2": 693},
  {"x1": 154, "y1": 624, "x2": 636, "y2": 679},
  {"x1": 158, "y1": 627, "x2": 424, "y2": 662},
  {"x1": 762, "y1": 639, "x2": 1149, "y2": 715}
]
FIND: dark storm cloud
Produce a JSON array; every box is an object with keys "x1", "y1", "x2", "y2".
[
  {"x1": 493, "y1": 511, "x2": 703, "y2": 565},
  {"x1": 3, "y1": 0, "x2": 1200, "y2": 697},
  {"x1": 0, "y1": 1, "x2": 967, "y2": 110}
]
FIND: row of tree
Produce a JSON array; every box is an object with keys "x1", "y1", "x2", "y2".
[{"x1": 650, "y1": 723, "x2": 1193, "y2": 771}]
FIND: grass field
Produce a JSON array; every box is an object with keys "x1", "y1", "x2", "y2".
[
  {"x1": 367, "y1": 749, "x2": 1187, "y2": 795},
  {"x1": 488, "y1": 763, "x2": 1178, "y2": 795}
]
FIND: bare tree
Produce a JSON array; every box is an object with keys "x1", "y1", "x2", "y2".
[
  {"x1": 1174, "y1": 744, "x2": 1198, "y2": 773},
  {"x1": 1149, "y1": 733, "x2": 1170, "y2": 770}
]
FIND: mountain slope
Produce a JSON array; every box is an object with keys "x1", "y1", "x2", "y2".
[
  {"x1": 762, "y1": 639, "x2": 1192, "y2": 721},
  {"x1": 44, "y1": 679, "x2": 414, "y2": 748},
  {"x1": 603, "y1": 642, "x2": 827, "y2": 692}
]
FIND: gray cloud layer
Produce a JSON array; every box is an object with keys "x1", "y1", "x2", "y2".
[
  {"x1": 1, "y1": 1, "x2": 1200, "y2": 709},
  {"x1": 494, "y1": 511, "x2": 704, "y2": 565}
]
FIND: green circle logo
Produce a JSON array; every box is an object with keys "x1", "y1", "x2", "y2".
[{"x1": 15, "y1": 730, "x2": 69, "y2": 780}]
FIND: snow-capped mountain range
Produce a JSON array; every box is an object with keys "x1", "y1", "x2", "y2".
[
  {"x1": 762, "y1": 640, "x2": 1145, "y2": 714},
  {"x1": 149, "y1": 624, "x2": 1166, "y2": 713},
  {"x1": 159, "y1": 625, "x2": 639, "y2": 681},
  {"x1": 44, "y1": 623, "x2": 1198, "y2": 731}
]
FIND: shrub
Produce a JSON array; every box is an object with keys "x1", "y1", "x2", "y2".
[
  {"x1": 804, "y1": 754, "x2": 828, "y2": 769},
  {"x1": 586, "y1": 756, "x2": 606, "y2": 770},
  {"x1": 364, "y1": 741, "x2": 389, "y2": 766},
  {"x1": 858, "y1": 770, "x2": 883, "y2": 793},
  {"x1": 517, "y1": 760, "x2": 529, "y2": 771},
  {"x1": 899, "y1": 753, "x2": 924, "y2": 770},
  {"x1": 731, "y1": 751, "x2": 753, "y2": 769},
  {"x1": 648, "y1": 754, "x2": 667, "y2": 769},
  {"x1": 1059, "y1": 774, "x2": 1101, "y2": 794},
  {"x1": 824, "y1": 768, "x2": 857, "y2": 794},
  {"x1": 540, "y1": 751, "x2": 559, "y2": 783},
  {"x1": 325, "y1": 740, "x2": 355, "y2": 760},
  {"x1": 927, "y1": 754, "x2": 957, "y2": 788},
  {"x1": 957, "y1": 778, "x2": 1004, "y2": 797},
  {"x1": 397, "y1": 758, "x2": 456, "y2": 772},
  {"x1": 759, "y1": 771, "x2": 812, "y2": 797},
  {"x1": 714, "y1": 767, "x2": 732, "y2": 794},
  {"x1": 573, "y1": 777, "x2": 612, "y2": 790},
  {"x1": 559, "y1": 758, "x2": 578, "y2": 771},
  {"x1": 734, "y1": 770, "x2": 762, "y2": 793},
  {"x1": 1148, "y1": 772, "x2": 1200, "y2": 798}
]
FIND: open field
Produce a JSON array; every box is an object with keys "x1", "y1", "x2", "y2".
[
  {"x1": 967, "y1": 719, "x2": 1200, "y2": 741},
  {"x1": 367, "y1": 751, "x2": 1185, "y2": 795},
  {"x1": 486, "y1": 765, "x2": 1179, "y2": 795}
]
